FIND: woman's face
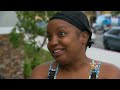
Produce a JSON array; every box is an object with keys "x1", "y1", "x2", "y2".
[{"x1": 47, "y1": 19, "x2": 86, "y2": 65}]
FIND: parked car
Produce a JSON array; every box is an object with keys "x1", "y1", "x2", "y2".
[{"x1": 103, "y1": 26, "x2": 120, "y2": 51}]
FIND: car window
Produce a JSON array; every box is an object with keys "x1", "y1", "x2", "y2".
[{"x1": 108, "y1": 29, "x2": 120, "y2": 36}]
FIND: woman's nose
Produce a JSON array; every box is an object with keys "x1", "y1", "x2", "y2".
[{"x1": 48, "y1": 36, "x2": 59, "y2": 47}]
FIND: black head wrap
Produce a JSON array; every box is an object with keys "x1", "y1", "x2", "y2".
[{"x1": 49, "y1": 11, "x2": 93, "y2": 48}]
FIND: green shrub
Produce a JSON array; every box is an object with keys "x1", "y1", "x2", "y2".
[
  {"x1": 9, "y1": 28, "x2": 24, "y2": 48},
  {"x1": 24, "y1": 58, "x2": 32, "y2": 78},
  {"x1": 23, "y1": 43, "x2": 53, "y2": 78}
]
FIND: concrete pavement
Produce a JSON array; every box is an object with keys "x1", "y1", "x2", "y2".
[{"x1": 86, "y1": 47, "x2": 120, "y2": 68}]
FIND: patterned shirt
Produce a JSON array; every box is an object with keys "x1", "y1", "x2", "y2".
[{"x1": 48, "y1": 60, "x2": 102, "y2": 79}]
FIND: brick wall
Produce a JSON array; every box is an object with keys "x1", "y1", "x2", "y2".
[{"x1": 0, "y1": 35, "x2": 24, "y2": 79}]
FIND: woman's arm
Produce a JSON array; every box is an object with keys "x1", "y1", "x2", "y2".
[{"x1": 30, "y1": 63, "x2": 50, "y2": 79}]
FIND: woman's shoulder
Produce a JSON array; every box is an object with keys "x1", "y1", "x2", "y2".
[
  {"x1": 30, "y1": 61, "x2": 54, "y2": 79},
  {"x1": 99, "y1": 61, "x2": 120, "y2": 79}
]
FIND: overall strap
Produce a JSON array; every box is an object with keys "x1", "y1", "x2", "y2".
[
  {"x1": 89, "y1": 60, "x2": 102, "y2": 79},
  {"x1": 48, "y1": 61, "x2": 59, "y2": 79}
]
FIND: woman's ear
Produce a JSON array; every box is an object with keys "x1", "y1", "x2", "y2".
[{"x1": 80, "y1": 32, "x2": 89, "y2": 44}]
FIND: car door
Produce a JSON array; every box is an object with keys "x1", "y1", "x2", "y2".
[{"x1": 107, "y1": 29, "x2": 120, "y2": 50}]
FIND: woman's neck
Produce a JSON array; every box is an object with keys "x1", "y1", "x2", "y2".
[{"x1": 59, "y1": 56, "x2": 91, "y2": 72}]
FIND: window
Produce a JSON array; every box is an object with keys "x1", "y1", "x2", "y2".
[{"x1": 108, "y1": 29, "x2": 120, "y2": 36}]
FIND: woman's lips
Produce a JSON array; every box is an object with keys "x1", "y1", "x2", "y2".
[{"x1": 52, "y1": 48, "x2": 65, "y2": 57}]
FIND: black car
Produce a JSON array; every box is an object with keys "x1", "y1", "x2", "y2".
[{"x1": 103, "y1": 27, "x2": 120, "y2": 51}]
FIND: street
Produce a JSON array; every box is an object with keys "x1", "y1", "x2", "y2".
[{"x1": 92, "y1": 30, "x2": 120, "y2": 53}]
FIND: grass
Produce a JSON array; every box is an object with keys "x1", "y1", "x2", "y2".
[{"x1": 24, "y1": 43, "x2": 53, "y2": 78}]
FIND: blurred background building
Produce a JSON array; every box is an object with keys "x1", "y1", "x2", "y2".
[{"x1": 83, "y1": 11, "x2": 112, "y2": 27}]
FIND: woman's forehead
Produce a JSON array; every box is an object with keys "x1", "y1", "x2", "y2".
[
  {"x1": 47, "y1": 26, "x2": 66, "y2": 33},
  {"x1": 47, "y1": 19, "x2": 80, "y2": 31},
  {"x1": 48, "y1": 19, "x2": 73, "y2": 27}
]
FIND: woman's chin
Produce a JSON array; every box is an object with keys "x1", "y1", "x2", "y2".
[{"x1": 55, "y1": 58, "x2": 68, "y2": 65}]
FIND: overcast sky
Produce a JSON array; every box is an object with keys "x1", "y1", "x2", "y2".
[{"x1": 0, "y1": 11, "x2": 18, "y2": 27}]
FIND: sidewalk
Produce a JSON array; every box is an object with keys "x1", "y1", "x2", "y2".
[{"x1": 86, "y1": 47, "x2": 120, "y2": 68}]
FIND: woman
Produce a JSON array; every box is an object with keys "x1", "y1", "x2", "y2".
[{"x1": 31, "y1": 11, "x2": 120, "y2": 79}]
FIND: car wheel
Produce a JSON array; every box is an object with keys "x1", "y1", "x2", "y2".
[{"x1": 104, "y1": 40, "x2": 110, "y2": 50}]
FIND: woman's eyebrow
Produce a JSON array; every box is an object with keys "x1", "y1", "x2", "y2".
[{"x1": 56, "y1": 26, "x2": 66, "y2": 30}]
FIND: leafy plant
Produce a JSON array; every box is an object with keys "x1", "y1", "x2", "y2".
[
  {"x1": 24, "y1": 44, "x2": 53, "y2": 78},
  {"x1": 9, "y1": 11, "x2": 59, "y2": 78},
  {"x1": 9, "y1": 27, "x2": 24, "y2": 48}
]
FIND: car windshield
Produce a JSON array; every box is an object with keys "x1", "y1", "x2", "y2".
[{"x1": 108, "y1": 27, "x2": 120, "y2": 36}]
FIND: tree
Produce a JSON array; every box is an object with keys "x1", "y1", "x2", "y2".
[
  {"x1": 9, "y1": 11, "x2": 60, "y2": 78},
  {"x1": 111, "y1": 11, "x2": 120, "y2": 15}
]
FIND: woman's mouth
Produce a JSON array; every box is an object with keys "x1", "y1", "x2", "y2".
[{"x1": 52, "y1": 48, "x2": 65, "y2": 57}]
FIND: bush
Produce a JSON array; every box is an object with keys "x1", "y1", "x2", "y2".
[
  {"x1": 24, "y1": 58, "x2": 32, "y2": 78},
  {"x1": 24, "y1": 43, "x2": 53, "y2": 78},
  {"x1": 9, "y1": 28, "x2": 24, "y2": 48}
]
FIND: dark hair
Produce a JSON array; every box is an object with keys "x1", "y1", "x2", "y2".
[{"x1": 49, "y1": 11, "x2": 93, "y2": 48}]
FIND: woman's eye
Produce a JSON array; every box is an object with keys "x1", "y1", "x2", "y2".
[
  {"x1": 59, "y1": 32, "x2": 66, "y2": 36},
  {"x1": 47, "y1": 35, "x2": 52, "y2": 41}
]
